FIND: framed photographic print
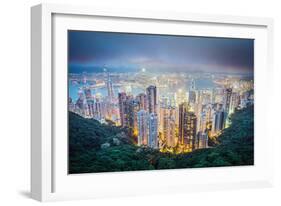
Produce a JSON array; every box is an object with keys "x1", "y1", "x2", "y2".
[{"x1": 31, "y1": 3, "x2": 274, "y2": 201}]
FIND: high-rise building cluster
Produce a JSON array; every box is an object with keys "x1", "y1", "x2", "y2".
[
  {"x1": 69, "y1": 69, "x2": 119, "y2": 124},
  {"x1": 69, "y1": 72, "x2": 254, "y2": 153},
  {"x1": 118, "y1": 85, "x2": 159, "y2": 148}
]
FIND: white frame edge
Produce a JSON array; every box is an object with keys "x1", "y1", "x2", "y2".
[{"x1": 31, "y1": 3, "x2": 274, "y2": 202}]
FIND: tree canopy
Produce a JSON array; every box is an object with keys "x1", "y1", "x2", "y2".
[{"x1": 69, "y1": 106, "x2": 254, "y2": 174}]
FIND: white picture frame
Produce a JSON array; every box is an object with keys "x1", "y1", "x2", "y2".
[{"x1": 31, "y1": 3, "x2": 274, "y2": 202}]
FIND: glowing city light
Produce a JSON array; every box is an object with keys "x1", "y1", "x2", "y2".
[{"x1": 69, "y1": 70, "x2": 253, "y2": 154}]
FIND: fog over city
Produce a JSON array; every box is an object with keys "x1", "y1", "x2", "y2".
[{"x1": 68, "y1": 31, "x2": 254, "y2": 74}]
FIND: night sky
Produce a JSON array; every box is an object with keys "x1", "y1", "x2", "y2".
[{"x1": 68, "y1": 30, "x2": 254, "y2": 74}]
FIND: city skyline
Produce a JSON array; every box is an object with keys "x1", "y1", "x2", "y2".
[{"x1": 68, "y1": 30, "x2": 254, "y2": 173}]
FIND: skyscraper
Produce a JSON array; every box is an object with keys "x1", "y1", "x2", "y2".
[
  {"x1": 211, "y1": 108, "x2": 225, "y2": 135},
  {"x1": 118, "y1": 92, "x2": 127, "y2": 127},
  {"x1": 195, "y1": 90, "x2": 203, "y2": 132},
  {"x1": 211, "y1": 88, "x2": 216, "y2": 104},
  {"x1": 84, "y1": 87, "x2": 92, "y2": 100},
  {"x1": 160, "y1": 106, "x2": 176, "y2": 147},
  {"x1": 176, "y1": 89, "x2": 187, "y2": 106},
  {"x1": 127, "y1": 99, "x2": 140, "y2": 136},
  {"x1": 199, "y1": 104, "x2": 213, "y2": 133},
  {"x1": 223, "y1": 88, "x2": 232, "y2": 113},
  {"x1": 190, "y1": 78, "x2": 196, "y2": 90},
  {"x1": 86, "y1": 99, "x2": 95, "y2": 118},
  {"x1": 178, "y1": 102, "x2": 197, "y2": 150},
  {"x1": 136, "y1": 93, "x2": 147, "y2": 111},
  {"x1": 229, "y1": 92, "x2": 240, "y2": 115},
  {"x1": 198, "y1": 111, "x2": 207, "y2": 133},
  {"x1": 137, "y1": 109, "x2": 149, "y2": 146},
  {"x1": 106, "y1": 72, "x2": 114, "y2": 102},
  {"x1": 148, "y1": 113, "x2": 158, "y2": 148},
  {"x1": 223, "y1": 88, "x2": 232, "y2": 126},
  {"x1": 188, "y1": 90, "x2": 196, "y2": 104},
  {"x1": 75, "y1": 92, "x2": 86, "y2": 117},
  {"x1": 146, "y1": 85, "x2": 157, "y2": 114},
  {"x1": 165, "y1": 115, "x2": 176, "y2": 148},
  {"x1": 196, "y1": 132, "x2": 208, "y2": 149}
]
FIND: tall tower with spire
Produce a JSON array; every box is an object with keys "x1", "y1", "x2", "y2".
[{"x1": 104, "y1": 67, "x2": 114, "y2": 102}]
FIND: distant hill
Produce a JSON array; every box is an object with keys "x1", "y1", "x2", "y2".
[{"x1": 69, "y1": 106, "x2": 254, "y2": 174}]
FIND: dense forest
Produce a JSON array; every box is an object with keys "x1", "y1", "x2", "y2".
[{"x1": 69, "y1": 106, "x2": 254, "y2": 174}]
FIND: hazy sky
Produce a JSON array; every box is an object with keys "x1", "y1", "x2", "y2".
[{"x1": 68, "y1": 30, "x2": 254, "y2": 74}]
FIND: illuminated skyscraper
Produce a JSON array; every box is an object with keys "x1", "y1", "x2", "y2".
[
  {"x1": 195, "y1": 90, "x2": 203, "y2": 127},
  {"x1": 160, "y1": 105, "x2": 176, "y2": 147},
  {"x1": 223, "y1": 88, "x2": 232, "y2": 113},
  {"x1": 229, "y1": 92, "x2": 240, "y2": 115},
  {"x1": 211, "y1": 108, "x2": 225, "y2": 135},
  {"x1": 211, "y1": 88, "x2": 216, "y2": 104},
  {"x1": 205, "y1": 104, "x2": 213, "y2": 123},
  {"x1": 178, "y1": 102, "x2": 197, "y2": 150},
  {"x1": 160, "y1": 95, "x2": 170, "y2": 108},
  {"x1": 223, "y1": 88, "x2": 232, "y2": 126},
  {"x1": 127, "y1": 99, "x2": 140, "y2": 136},
  {"x1": 199, "y1": 104, "x2": 213, "y2": 133},
  {"x1": 148, "y1": 113, "x2": 158, "y2": 148},
  {"x1": 188, "y1": 90, "x2": 196, "y2": 104},
  {"x1": 136, "y1": 93, "x2": 147, "y2": 111},
  {"x1": 165, "y1": 114, "x2": 176, "y2": 148},
  {"x1": 146, "y1": 85, "x2": 157, "y2": 114},
  {"x1": 198, "y1": 111, "x2": 207, "y2": 133},
  {"x1": 93, "y1": 98, "x2": 102, "y2": 120},
  {"x1": 118, "y1": 92, "x2": 128, "y2": 127},
  {"x1": 196, "y1": 132, "x2": 208, "y2": 149},
  {"x1": 188, "y1": 79, "x2": 196, "y2": 104},
  {"x1": 106, "y1": 72, "x2": 114, "y2": 102},
  {"x1": 137, "y1": 110, "x2": 149, "y2": 146},
  {"x1": 176, "y1": 89, "x2": 187, "y2": 106},
  {"x1": 190, "y1": 78, "x2": 196, "y2": 90},
  {"x1": 84, "y1": 87, "x2": 92, "y2": 100},
  {"x1": 86, "y1": 99, "x2": 95, "y2": 118},
  {"x1": 75, "y1": 92, "x2": 86, "y2": 117}
]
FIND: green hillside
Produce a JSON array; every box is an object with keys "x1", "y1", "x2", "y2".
[{"x1": 69, "y1": 106, "x2": 254, "y2": 174}]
